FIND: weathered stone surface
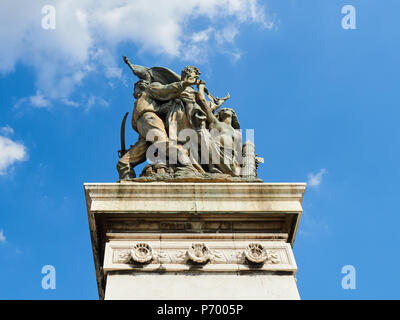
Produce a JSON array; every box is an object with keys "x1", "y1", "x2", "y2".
[
  {"x1": 103, "y1": 236, "x2": 296, "y2": 273},
  {"x1": 105, "y1": 273, "x2": 300, "y2": 300},
  {"x1": 84, "y1": 182, "x2": 306, "y2": 299}
]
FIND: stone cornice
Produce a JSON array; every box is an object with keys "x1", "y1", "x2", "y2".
[{"x1": 84, "y1": 182, "x2": 306, "y2": 213}]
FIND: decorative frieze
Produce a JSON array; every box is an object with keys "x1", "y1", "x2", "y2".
[{"x1": 105, "y1": 237, "x2": 296, "y2": 274}]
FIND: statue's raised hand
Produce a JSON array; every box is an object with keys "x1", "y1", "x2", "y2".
[
  {"x1": 123, "y1": 56, "x2": 130, "y2": 65},
  {"x1": 184, "y1": 77, "x2": 201, "y2": 87}
]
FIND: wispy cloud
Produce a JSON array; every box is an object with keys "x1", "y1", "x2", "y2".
[
  {"x1": 29, "y1": 91, "x2": 51, "y2": 108},
  {"x1": 0, "y1": 125, "x2": 14, "y2": 136},
  {"x1": 307, "y1": 168, "x2": 327, "y2": 188},
  {"x1": 0, "y1": 0, "x2": 276, "y2": 108},
  {"x1": 14, "y1": 91, "x2": 51, "y2": 109},
  {"x1": 0, "y1": 127, "x2": 27, "y2": 175},
  {"x1": 85, "y1": 95, "x2": 109, "y2": 113},
  {"x1": 0, "y1": 230, "x2": 6, "y2": 243},
  {"x1": 0, "y1": 229, "x2": 22, "y2": 254},
  {"x1": 215, "y1": 25, "x2": 240, "y2": 44}
]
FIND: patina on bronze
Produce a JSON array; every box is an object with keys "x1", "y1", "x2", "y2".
[{"x1": 117, "y1": 56, "x2": 262, "y2": 182}]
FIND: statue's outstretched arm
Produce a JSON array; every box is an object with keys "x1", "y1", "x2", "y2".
[
  {"x1": 201, "y1": 86, "x2": 230, "y2": 113},
  {"x1": 211, "y1": 93, "x2": 230, "y2": 113},
  {"x1": 197, "y1": 82, "x2": 218, "y2": 124},
  {"x1": 147, "y1": 81, "x2": 190, "y2": 101},
  {"x1": 123, "y1": 56, "x2": 151, "y2": 81}
]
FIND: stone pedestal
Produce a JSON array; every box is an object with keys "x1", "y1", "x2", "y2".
[{"x1": 84, "y1": 182, "x2": 306, "y2": 300}]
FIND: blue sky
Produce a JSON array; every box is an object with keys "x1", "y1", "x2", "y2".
[{"x1": 1, "y1": 0, "x2": 399, "y2": 299}]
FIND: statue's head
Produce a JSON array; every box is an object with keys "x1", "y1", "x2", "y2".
[
  {"x1": 133, "y1": 80, "x2": 149, "y2": 98},
  {"x1": 216, "y1": 108, "x2": 240, "y2": 129},
  {"x1": 181, "y1": 66, "x2": 200, "y2": 82}
]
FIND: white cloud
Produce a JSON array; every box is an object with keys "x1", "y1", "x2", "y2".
[
  {"x1": 307, "y1": 168, "x2": 327, "y2": 188},
  {"x1": 231, "y1": 51, "x2": 242, "y2": 62},
  {"x1": 0, "y1": 0, "x2": 275, "y2": 107},
  {"x1": 61, "y1": 99, "x2": 80, "y2": 108},
  {"x1": 14, "y1": 92, "x2": 51, "y2": 109},
  {"x1": 29, "y1": 91, "x2": 50, "y2": 108},
  {"x1": 85, "y1": 95, "x2": 109, "y2": 113},
  {"x1": 192, "y1": 27, "x2": 214, "y2": 43},
  {"x1": 0, "y1": 126, "x2": 14, "y2": 136},
  {"x1": 0, "y1": 230, "x2": 6, "y2": 243},
  {"x1": 215, "y1": 25, "x2": 240, "y2": 44},
  {"x1": 0, "y1": 128, "x2": 27, "y2": 175}
]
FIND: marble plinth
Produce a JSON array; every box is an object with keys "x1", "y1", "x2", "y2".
[{"x1": 84, "y1": 182, "x2": 306, "y2": 300}]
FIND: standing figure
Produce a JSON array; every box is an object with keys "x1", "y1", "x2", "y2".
[
  {"x1": 196, "y1": 82, "x2": 242, "y2": 176},
  {"x1": 117, "y1": 57, "x2": 202, "y2": 180}
]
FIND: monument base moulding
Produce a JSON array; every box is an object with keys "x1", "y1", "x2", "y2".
[{"x1": 84, "y1": 182, "x2": 306, "y2": 300}]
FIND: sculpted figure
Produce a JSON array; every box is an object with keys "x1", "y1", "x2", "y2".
[
  {"x1": 117, "y1": 57, "x2": 199, "y2": 180},
  {"x1": 161, "y1": 66, "x2": 208, "y2": 174},
  {"x1": 196, "y1": 82, "x2": 242, "y2": 176}
]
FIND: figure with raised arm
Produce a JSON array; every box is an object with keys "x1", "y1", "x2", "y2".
[
  {"x1": 196, "y1": 81, "x2": 242, "y2": 176},
  {"x1": 117, "y1": 57, "x2": 204, "y2": 180}
]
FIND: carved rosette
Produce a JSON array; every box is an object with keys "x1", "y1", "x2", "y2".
[
  {"x1": 244, "y1": 243, "x2": 269, "y2": 264},
  {"x1": 130, "y1": 243, "x2": 153, "y2": 263},
  {"x1": 186, "y1": 243, "x2": 211, "y2": 264}
]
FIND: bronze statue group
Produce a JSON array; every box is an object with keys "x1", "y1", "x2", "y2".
[{"x1": 117, "y1": 57, "x2": 258, "y2": 181}]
